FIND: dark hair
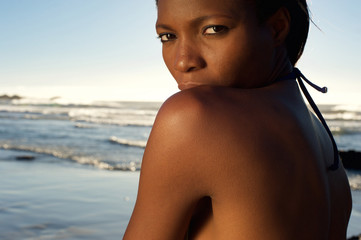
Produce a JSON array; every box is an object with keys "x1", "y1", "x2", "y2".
[
  {"x1": 155, "y1": 0, "x2": 309, "y2": 66},
  {"x1": 251, "y1": 0, "x2": 310, "y2": 66}
]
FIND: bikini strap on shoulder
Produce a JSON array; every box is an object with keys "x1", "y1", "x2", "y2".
[{"x1": 293, "y1": 68, "x2": 340, "y2": 171}]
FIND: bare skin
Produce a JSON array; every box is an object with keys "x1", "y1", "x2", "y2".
[{"x1": 124, "y1": 0, "x2": 352, "y2": 239}]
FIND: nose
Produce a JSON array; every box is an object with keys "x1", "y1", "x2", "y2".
[{"x1": 173, "y1": 41, "x2": 206, "y2": 73}]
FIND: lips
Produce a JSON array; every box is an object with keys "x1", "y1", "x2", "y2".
[{"x1": 178, "y1": 82, "x2": 202, "y2": 90}]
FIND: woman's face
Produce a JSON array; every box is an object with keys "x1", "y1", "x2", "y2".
[{"x1": 156, "y1": 0, "x2": 277, "y2": 90}]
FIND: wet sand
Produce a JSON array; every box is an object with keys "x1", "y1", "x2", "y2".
[{"x1": 0, "y1": 160, "x2": 139, "y2": 239}]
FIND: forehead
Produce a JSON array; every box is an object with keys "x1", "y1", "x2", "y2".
[{"x1": 157, "y1": 0, "x2": 252, "y2": 21}]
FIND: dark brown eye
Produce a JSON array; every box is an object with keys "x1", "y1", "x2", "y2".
[
  {"x1": 203, "y1": 25, "x2": 228, "y2": 35},
  {"x1": 158, "y1": 33, "x2": 176, "y2": 43}
]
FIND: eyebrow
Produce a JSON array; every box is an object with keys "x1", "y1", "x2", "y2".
[{"x1": 156, "y1": 14, "x2": 235, "y2": 31}]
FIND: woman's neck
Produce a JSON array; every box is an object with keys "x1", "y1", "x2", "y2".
[{"x1": 267, "y1": 46, "x2": 293, "y2": 84}]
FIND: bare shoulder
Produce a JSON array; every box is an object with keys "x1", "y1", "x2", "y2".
[
  {"x1": 143, "y1": 85, "x2": 305, "y2": 195},
  {"x1": 125, "y1": 86, "x2": 238, "y2": 239},
  {"x1": 124, "y1": 85, "x2": 326, "y2": 239},
  {"x1": 155, "y1": 86, "x2": 343, "y2": 239},
  {"x1": 147, "y1": 84, "x2": 305, "y2": 179}
]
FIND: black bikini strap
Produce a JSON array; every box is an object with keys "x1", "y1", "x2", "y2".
[{"x1": 292, "y1": 68, "x2": 339, "y2": 171}]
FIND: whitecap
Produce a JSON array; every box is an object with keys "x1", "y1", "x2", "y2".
[{"x1": 109, "y1": 136, "x2": 147, "y2": 149}]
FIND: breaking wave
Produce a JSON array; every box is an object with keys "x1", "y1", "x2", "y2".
[
  {"x1": 109, "y1": 136, "x2": 147, "y2": 149},
  {"x1": 348, "y1": 172, "x2": 361, "y2": 191},
  {"x1": 0, "y1": 144, "x2": 141, "y2": 171}
]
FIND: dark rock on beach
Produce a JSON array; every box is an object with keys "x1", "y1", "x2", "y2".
[
  {"x1": 0, "y1": 94, "x2": 22, "y2": 100},
  {"x1": 339, "y1": 150, "x2": 361, "y2": 170},
  {"x1": 347, "y1": 234, "x2": 361, "y2": 240},
  {"x1": 16, "y1": 155, "x2": 36, "y2": 161}
]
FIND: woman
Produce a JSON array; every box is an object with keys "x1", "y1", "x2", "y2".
[{"x1": 124, "y1": 0, "x2": 352, "y2": 239}]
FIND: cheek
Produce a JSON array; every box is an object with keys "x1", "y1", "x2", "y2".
[
  {"x1": 162, "y1": 48, "x2": 171, "y2": 70},
  {"x1": 230, "y1": 35, "x2": 273, "y2": 73},
  {"x1": 206, "y1": 35, "x2": 274, "y2": 87},
  {"x1": 162, "y1": 48, "x2": 175, "y2": 75},
  {"x1": 207, "y1": 41, "x2": 251, "y2": 81},
  {"x1": 162, "y1": 48, "x2": 183, "y2": 83}
]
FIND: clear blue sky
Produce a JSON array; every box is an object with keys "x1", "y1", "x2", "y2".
[{"x1": 0, "y1": 0, "x2": 360, "y2": 104}]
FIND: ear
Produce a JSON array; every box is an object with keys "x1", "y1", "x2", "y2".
[{"x1": 266, "y1": 7, "x2": 291, "y2": 47}]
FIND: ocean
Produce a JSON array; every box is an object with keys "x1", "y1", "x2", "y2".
[
  {"x1": 0, "y1": 97, "x2": 360, "y2": 238},
  {"x1": 0, "y1": 97, "x2": 159, "y2": 171}
]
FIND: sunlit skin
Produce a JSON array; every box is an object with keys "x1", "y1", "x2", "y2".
[{"x1": 124, "y1": 0, "x2": 352, "y2": 239}]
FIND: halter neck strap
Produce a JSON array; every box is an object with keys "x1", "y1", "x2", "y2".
[{"x1": 280, "y1": 68, "x2": 340, "y2": 171}]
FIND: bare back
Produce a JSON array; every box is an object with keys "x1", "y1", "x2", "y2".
[
  {"x1": 124, "y1": 81, "x2": 352, "y2": 240},
  {"x1": 184, "y1": 81, "x2": 352, "y2": 239}
]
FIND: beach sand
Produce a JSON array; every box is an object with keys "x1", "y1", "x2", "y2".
[{"x1": 1, "y1": 158, "x2": 361, "y2": 239}]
